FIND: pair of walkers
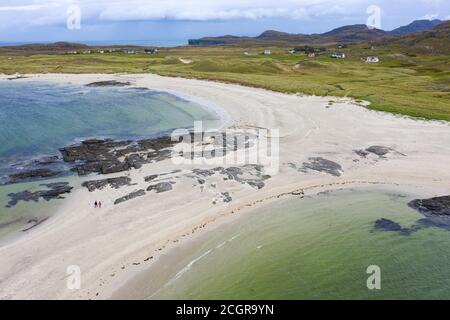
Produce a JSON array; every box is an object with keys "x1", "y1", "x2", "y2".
[{"x1": 94, "y1": 201, "x2": 102, "y2": 208}]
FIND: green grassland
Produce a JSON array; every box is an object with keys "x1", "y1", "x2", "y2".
[{"x1": 0, "y1": 44, "x2": 449, "y2": 121}]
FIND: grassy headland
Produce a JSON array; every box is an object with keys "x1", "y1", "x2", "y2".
[{"x1": 0, "y1": 43, "x2": 449, "y2": 121}]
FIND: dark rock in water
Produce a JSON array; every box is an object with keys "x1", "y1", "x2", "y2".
[
  {"x1": 59, "y1": 139, "x2": 131, "y2": 163},
  {"x1": 114, "y1": 189, "x2": 146, "y2": 205},
  {"x1": 8, "y1": 168, "x2": 62, "y2": 184},
  {"x1": 408, "y1": 196, "x2": 450, "y2": 216},
  {"x1": 86, "y1": 80, "x2": 131, "y2": 87},
  {"x1": 82, "y1": 176, "x2": 132, "y2": 192},
  {"x1": 415, "y1": 216, "x2": 450, "y2": 230},
  {"x1": 374, "y1": 218, "x2": 413, "y2": 235},
  {"x1": 147, "y1": 182, "x2": 173, "y2": 193},
  {"x1": 301, "y1": 157, "x2": 343, "y2": 177},
  {"x1": 7, "y1": 182, "x2": 73, "y2": 207},
  {"x1": 139, "y1": 136, "x2": 175, "y2": 151}
]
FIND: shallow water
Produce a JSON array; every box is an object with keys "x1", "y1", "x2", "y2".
[
  {"x1": 0, "y1": 81, "x2": 220, "y2": 176},
  {"x1": 0, "y1": 80, "x2": 220, "y2": 239},
  {"x1": 141, "y1": 188, "x2": 450, "y2": 300}
]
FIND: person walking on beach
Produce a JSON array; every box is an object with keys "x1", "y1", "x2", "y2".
[
  {"x1": 98, "y1": 201, "x2": 102, "y2": 208},
  {"x1": 94, "y1": 201, "x2": 98, "y2": 208}
]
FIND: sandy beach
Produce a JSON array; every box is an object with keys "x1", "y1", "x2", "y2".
[{"x1": 0, "y1": 73, "x2": 449, "y2": 300}]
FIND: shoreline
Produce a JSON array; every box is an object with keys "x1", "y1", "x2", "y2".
[
  {"x1": 0, "y1": 73, "x2": 449, "y2": 300},
  {"x1": 110, "y1": 183, "x2": 426, "y2": 300}
]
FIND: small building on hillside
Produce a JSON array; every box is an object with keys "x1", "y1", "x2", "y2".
[
  {"x1": 366, "y1": 56, "x2": 380, "y2": 63},
  {"x1": 263, "y1": 50, "x2": 272, "y2": 55},
  {"x1": 123, "y1": 49, "x2": 136, "y2": 54},
  {"x1": 331, "y1": 53, "x2": 346, "y2": 59},
  {"x1": 308, "y1": 52, "x2": 316, "y2": 58},
  {"x1": 144, "y1": 48, "x2": 159, "y2": 54}
]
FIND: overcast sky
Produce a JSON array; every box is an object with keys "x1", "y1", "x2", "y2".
[{"x1": 0, "y1": 0, "x2": 448, "y2": 43}]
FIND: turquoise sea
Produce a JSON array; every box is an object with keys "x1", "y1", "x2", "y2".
[
  {"x1": 0, "y1": 80, "x2": 220, "y2": 238},
  {"x1": 120, "y1": 187, "x2": 450, "y2": 300}
]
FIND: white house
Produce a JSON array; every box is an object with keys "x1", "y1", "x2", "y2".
[
  {"x1": 331, "y1": 53, "x2": 346, "y2": 59},
  {"x1": 144, "y1": 48, "x2": 158, "y2": 54},
  {"x1": 366, "y1": 57, "x2": 380, "y2": 63},
  {"x1": 263, "y1": 50, "x2": 271, "y2": 55}
]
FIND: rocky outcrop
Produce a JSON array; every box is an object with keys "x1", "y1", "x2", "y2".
[
  {"x1": 374, "y1": 195, "x2": 450, "y2": 236},
  {"x1": 355, "y1": 145, "x2": 406, "y2": 159},
  {"x1": 408, "y1": 196, "x2": 450, "y2": 216},
  {"x1": 147, "y1": 182, "x2": 173, "y2": 193},
  {"x1": 59, "y1": 137, "x2": 178, "y2": 176},
  {"x1": 296, "y1": 157, "x2": 343, "y2": 177},
  {"x1": 7, "y1": 168, "x2": 62, "y2": 184},
  {"x1": 114, "y1": 189, "x2": 146, "y2": 205},
  {"x1": 81, "y1": 176, "x2": 132, "y2": 192},
  {"x1": 6, "y1": 182, "x2": 73, "y2": 207},
  {"x1": 374, "y1": 218, "x2": 413, "y2": 235},
  {"x1": 86, "y1": 80, "x2": 131, "y2": 87}
]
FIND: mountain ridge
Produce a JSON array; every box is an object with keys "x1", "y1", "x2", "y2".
[{"x1": 188, "y1": 19, "x2": 447, "y2": 46}]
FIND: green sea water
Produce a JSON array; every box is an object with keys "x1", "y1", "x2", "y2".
[{"x1": 146, "y1": 188, "x2": 450, "y2": 300}]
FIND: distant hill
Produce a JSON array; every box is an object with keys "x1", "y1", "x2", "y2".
[
  {"x1": 379, "y1": 20, "x2": 450, "y2": 54},
  {"x1": 389, "y1": 19, "x2": 445, "y2": 36},
  {"x1": 0, "y1": 41, "x2": 90, "y2": 55},
  {"x1": 189, "y1": 24, "x2": 390, "y2": 46},
  {"x1": 3, "y1": 42, "x2": 88, "y2": 50},
  {"x1": 188, "y1": 20, "x2": 447, "y2": 46},
  {"x1": 320, "y1": 24, "x2": 388, "y2": 42}
]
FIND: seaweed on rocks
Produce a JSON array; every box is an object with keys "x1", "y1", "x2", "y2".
[
  {"x1": 114, "y1": 189, "x2": 146, "y2": 205},
  {"x1": 6, "y1": 182, "x2": 73, "y2": 207},
  {"x1": 81, "y1": 176, "x2": 132, "y2": 192}
]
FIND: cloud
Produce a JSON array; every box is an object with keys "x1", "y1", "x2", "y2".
[
  {"x1": 0, "y1": 0, "x2": 369, "y2": 28},
  {"x1": 0, "y1": 0, "x2": 448, "y2": 31}
]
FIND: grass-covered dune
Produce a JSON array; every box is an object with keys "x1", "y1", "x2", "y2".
[{"x1": 0, "y1": 44, "x2": 449, "y2": 121}]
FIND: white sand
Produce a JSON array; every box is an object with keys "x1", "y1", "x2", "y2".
[{"x1": 0, "y1": 73, "x2": 449, "y2": 300}]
